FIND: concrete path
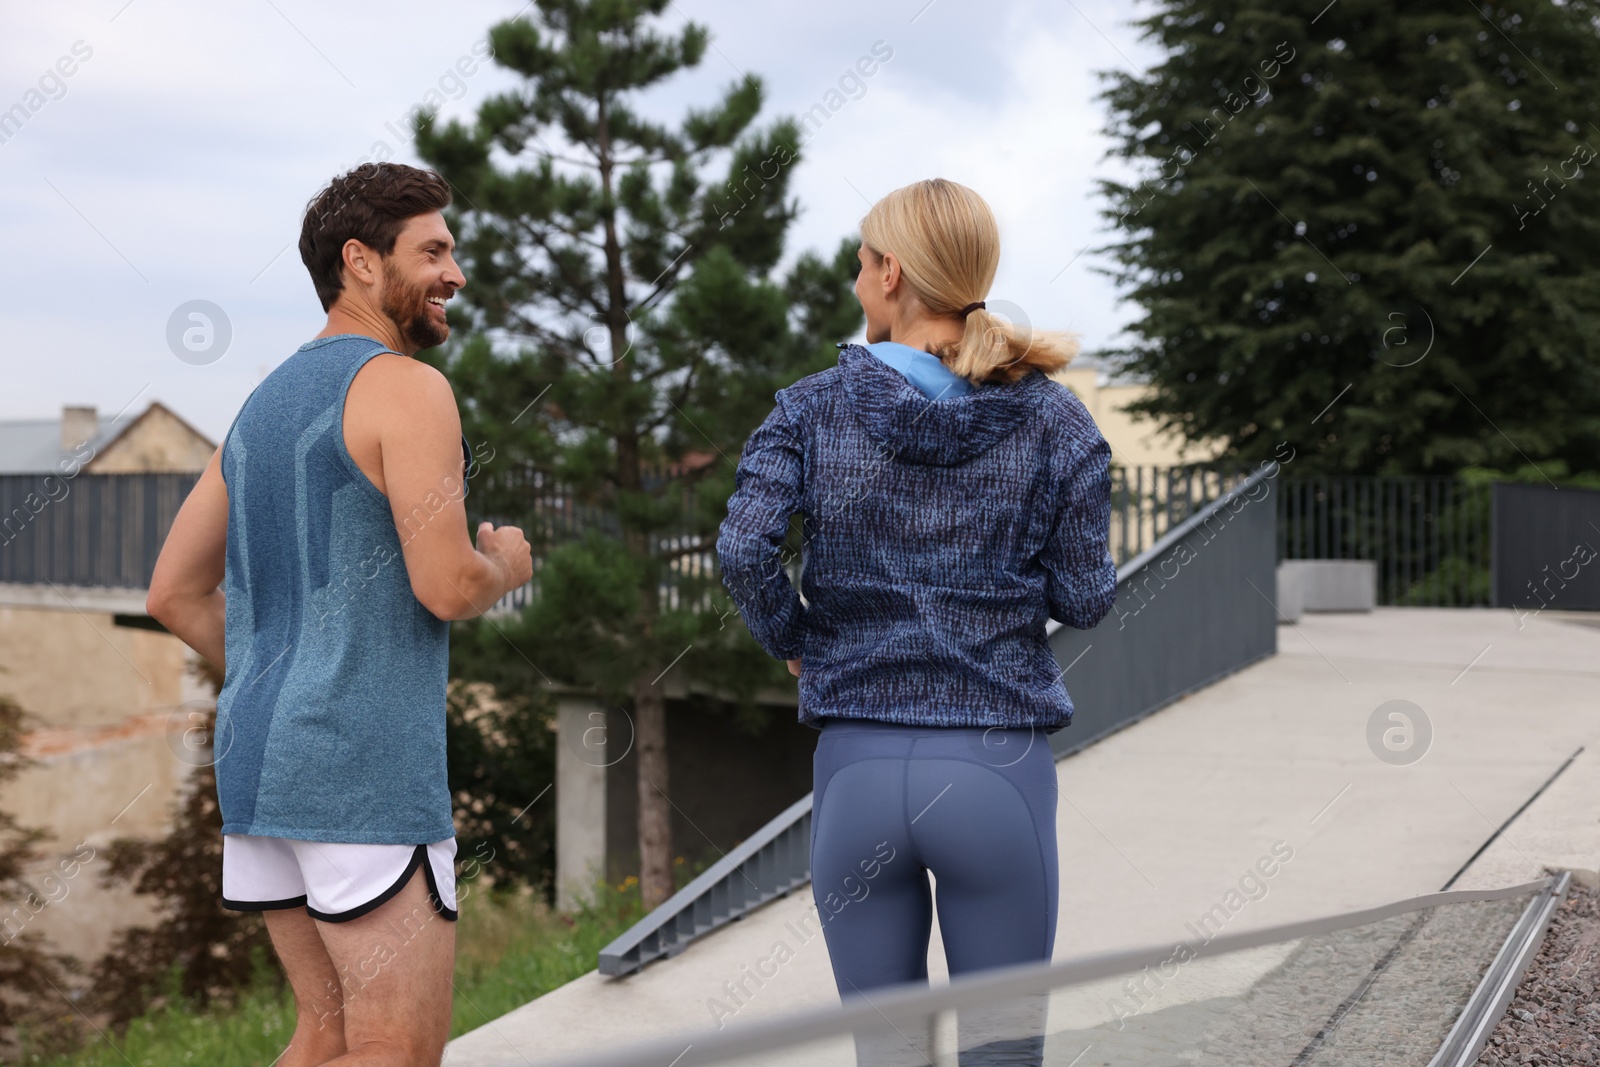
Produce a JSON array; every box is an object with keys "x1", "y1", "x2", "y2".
[{"x1": 445, "y1": 607, "x2": 1600, "y2": 1066}]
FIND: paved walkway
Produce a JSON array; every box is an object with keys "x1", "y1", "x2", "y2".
[{"x1": 445, "y1": 607, "x2": 1600, "y2": 1066}]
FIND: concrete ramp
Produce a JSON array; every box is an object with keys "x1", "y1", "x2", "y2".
[{"x1": 446, "y1": 606, "x2": 1600, "y2": 1065}]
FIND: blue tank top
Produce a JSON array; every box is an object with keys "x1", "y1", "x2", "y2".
[{"x1": 215, "y1": 334, "x2": 463, "y2": 844}]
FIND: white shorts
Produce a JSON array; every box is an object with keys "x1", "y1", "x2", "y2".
[{"x1": 221, "y1": 834, "x2": 458, "y2": 923}]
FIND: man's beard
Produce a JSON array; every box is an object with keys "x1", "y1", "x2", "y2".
[{"x1": 381, "y1": 274, "x2": 448, "y2": 350}]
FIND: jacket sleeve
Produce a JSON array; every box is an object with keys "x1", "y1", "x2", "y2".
[
  {"x1": 1040, "y1": 430, "x2": 1117, "y2": 629},
  {"x1": 716, "y1": 395, "x2": 806, "y2": 660}
]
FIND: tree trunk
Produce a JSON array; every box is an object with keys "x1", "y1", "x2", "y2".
[
  {"x1": 632, "y1": 673, "x2": 673, "y2": 909},
  {"x1": 596, "y1": 91, "x2": 674, "y2": 911}
]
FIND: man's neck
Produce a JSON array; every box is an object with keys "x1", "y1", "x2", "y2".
[{"x1": 315, "y1": 303, "x2": 412, "y2": 356}]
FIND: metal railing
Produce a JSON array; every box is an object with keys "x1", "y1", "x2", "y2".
[
  {"x1": 472, "y1": 462, "x2": 1260, "y2": 616},
  {"x1": 597, "y1": 463, "x2": 1284, "y2": 976},
  {"x1": 1108, "y1": 463, "x2": 1254, "y2": 563},
  {"x1": 555, "y1": 876, "x2": 1564, "y2": 1067},
  {"x1": 1277, "y1": 475, "x2": 1493, "y2": 607},
  {"x1": 0, "y1": 461, "x2": 1512, "y2": 618},
  {"x1": 597, "y1": 795, "x2": 812, "y2": 977}
]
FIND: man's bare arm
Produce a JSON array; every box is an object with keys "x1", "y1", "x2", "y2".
[
  {"x1": 147, "y1": 447, "x2": 228, "y2": 668},
  {"x1": 372, "y1": 357, "x2": 532, "y2": 620}
]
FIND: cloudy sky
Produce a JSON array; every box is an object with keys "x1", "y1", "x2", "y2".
[{"x1": 2, "y1": 0, "x2": 1164, "y2": 442}]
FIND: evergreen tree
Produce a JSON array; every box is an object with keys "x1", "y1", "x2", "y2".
[
  {"x1": 1095, "y1": 0, "x2": 1600, "y2": 475},
  {"x1": 415, "y1": 0, "x2": 861, "y2": 907},
  {"x1": 0, "y1": 693, "x2": 75, "y2": 1039},
  {"x1": 89, "y1": 659, "x2": 276, "y2": 1026}
]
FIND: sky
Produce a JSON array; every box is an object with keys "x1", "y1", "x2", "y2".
[{"x1": 0, "y1": 0, "x2": 1167, "y2": 442}]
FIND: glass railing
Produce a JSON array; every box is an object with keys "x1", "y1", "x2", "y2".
[{"x1": 550, "y1": 876, "x2": 1564, "y2": 1067}]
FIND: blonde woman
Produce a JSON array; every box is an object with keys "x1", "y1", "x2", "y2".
[{"x1": 717, "y1": 178, "x2": 1116, "y2": 1064}]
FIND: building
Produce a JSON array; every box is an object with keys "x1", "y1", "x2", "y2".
[
  {"x1": 0, "y1": 402, "x2": 213, "y2": 964},
  {"x1": 1050, "y1": 362, "x2": 1224, "y2": 468}
]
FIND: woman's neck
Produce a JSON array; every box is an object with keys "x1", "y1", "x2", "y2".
[{"x1": 881, "y1": 321, "x2": 963, "y2": 355}]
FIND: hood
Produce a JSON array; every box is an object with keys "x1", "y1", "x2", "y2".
[{"x1": 836, "y1": 342, "x2": 1048, "y2": 466}]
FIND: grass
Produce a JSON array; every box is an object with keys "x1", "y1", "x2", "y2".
[{"x1": 18, "y1": 876, "x2": 653, "y2": 1067}]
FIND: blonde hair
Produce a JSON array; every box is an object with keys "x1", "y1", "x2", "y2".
[{"x1": 858, "y1": 178, "x2": 1079, "y2": 385}]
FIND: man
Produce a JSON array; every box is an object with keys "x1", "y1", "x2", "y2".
[{"x1": 147, "y1": 161, "x2": 532, "y2": 1066}]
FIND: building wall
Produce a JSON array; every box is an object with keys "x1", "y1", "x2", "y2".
[
  {"x1": 0, "y1": 606, "x2": 202, "y2": 965},
  {"x1": 86, "y1": 405, "x2": 214, "y2": 473},
  {"x1": 0, "y1": 606, "x2": 190, "y2": 729},
  {"x1": 1051, "y1": 366, "x2": 1224, "y2": 468}
]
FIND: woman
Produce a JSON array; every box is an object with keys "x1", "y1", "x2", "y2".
[{"x1": 716, "y1": 178, "x2": 1117, "y2": 1065}]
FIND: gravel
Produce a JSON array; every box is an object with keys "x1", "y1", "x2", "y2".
[
  {"x1": 1474, "y1": 878, "x2": 1600, "y2": 1067},
  {"x1": 1020, "y1": 889, "x2": 1534, "y2": 1065}
]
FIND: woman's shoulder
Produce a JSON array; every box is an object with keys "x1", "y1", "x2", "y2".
[
  {"x1": 1029, "y1": 373, "x2": 1110, "y2": 456},
  {"x1": 773, "y1": 345, "x2": 856, "y2": 408}
]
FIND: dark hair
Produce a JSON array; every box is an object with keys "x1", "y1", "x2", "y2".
[{"x1": 298, "y1": 162, "x2": 453, "y2": 312}]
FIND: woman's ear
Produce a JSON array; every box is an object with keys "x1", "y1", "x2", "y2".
[{"x1": 879, "y1": 252, "x2": 900, "y2": 297}]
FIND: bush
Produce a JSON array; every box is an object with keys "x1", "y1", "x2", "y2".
[
  {"x1": 87, "y1": 659, "x2": 276, "y2": 1027},
  {"x1": 0, "y1": 691, "x2": 77, "y2": 1051}
]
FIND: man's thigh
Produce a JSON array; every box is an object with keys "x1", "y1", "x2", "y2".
[{"x1": 316, "y1": 864, "x2": 457, "y2": 1061}]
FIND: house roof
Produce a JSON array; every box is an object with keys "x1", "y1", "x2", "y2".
[
  {"x1": 0, "y1": 401, "x2": 215, "y2": 475},
  {"x1": 0, "y1": 414, "x2": 124, "y2": 475}
]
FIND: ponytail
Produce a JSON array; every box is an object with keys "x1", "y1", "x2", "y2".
[{"x1": 859, "y1": 178, "x2": 1079, "y2": 386}]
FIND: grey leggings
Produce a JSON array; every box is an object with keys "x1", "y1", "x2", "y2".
[{"x1": 810, "y1": 717, "x2": 1059, "y2": 1066}]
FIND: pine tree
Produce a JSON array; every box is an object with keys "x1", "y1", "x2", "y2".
[
  {"x1": 1095, "y1": 0, "x2": 1600, "y2": 475},
  {"x1": 414, "y1": 0, "x2": 862, "y2": 908}
]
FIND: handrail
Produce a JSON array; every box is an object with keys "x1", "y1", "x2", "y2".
[
  {"x1": 1046, "y1": 460, "x2": 1276, "y2": 637},
  {"x1": 598, "y1": 794, "x2": 812, "y2": 976},
  {"x1": 1426, "y1": 871, "x2": 1571, "y2": 1067},
  {"x1": 577, "y1": 876, "x2": 1554, "y2": 1067},
  {"x1": 599, "y1": 460, "x2": 1283, "y2": 977}
]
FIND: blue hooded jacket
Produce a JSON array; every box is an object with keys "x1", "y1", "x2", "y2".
[{"x1": 716, "y1": 341, "x2": 1117, "y2": 732}]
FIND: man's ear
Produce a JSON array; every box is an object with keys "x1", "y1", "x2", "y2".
[{"x1": 341, "y1": 238, "x2": 380, "y2": 292}]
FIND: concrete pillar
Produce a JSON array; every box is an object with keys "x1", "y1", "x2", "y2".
[{"x1": 555, "y1": 695, "x2": 609, "y2": 913}]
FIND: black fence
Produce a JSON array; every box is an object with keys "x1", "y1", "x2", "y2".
[
  {"x1": 468, "y1": 462, "x2": 1265, "y2": 614},
  {"x1": 1108, "y1": 464, "x2": 1256, "y2": 563},
  {"x1": 1276, "y1": 475, "x2": 1493, "y2": 607},
  {"x1": 0, "y1": 472, "x2": 198, "y2": 589},
  {"x1": 1491, "y1": 482, "x2": 1600, "y2": 613},
  {"x1": 0, "y1": 463, "x2": 1540, "y2": 619}
]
